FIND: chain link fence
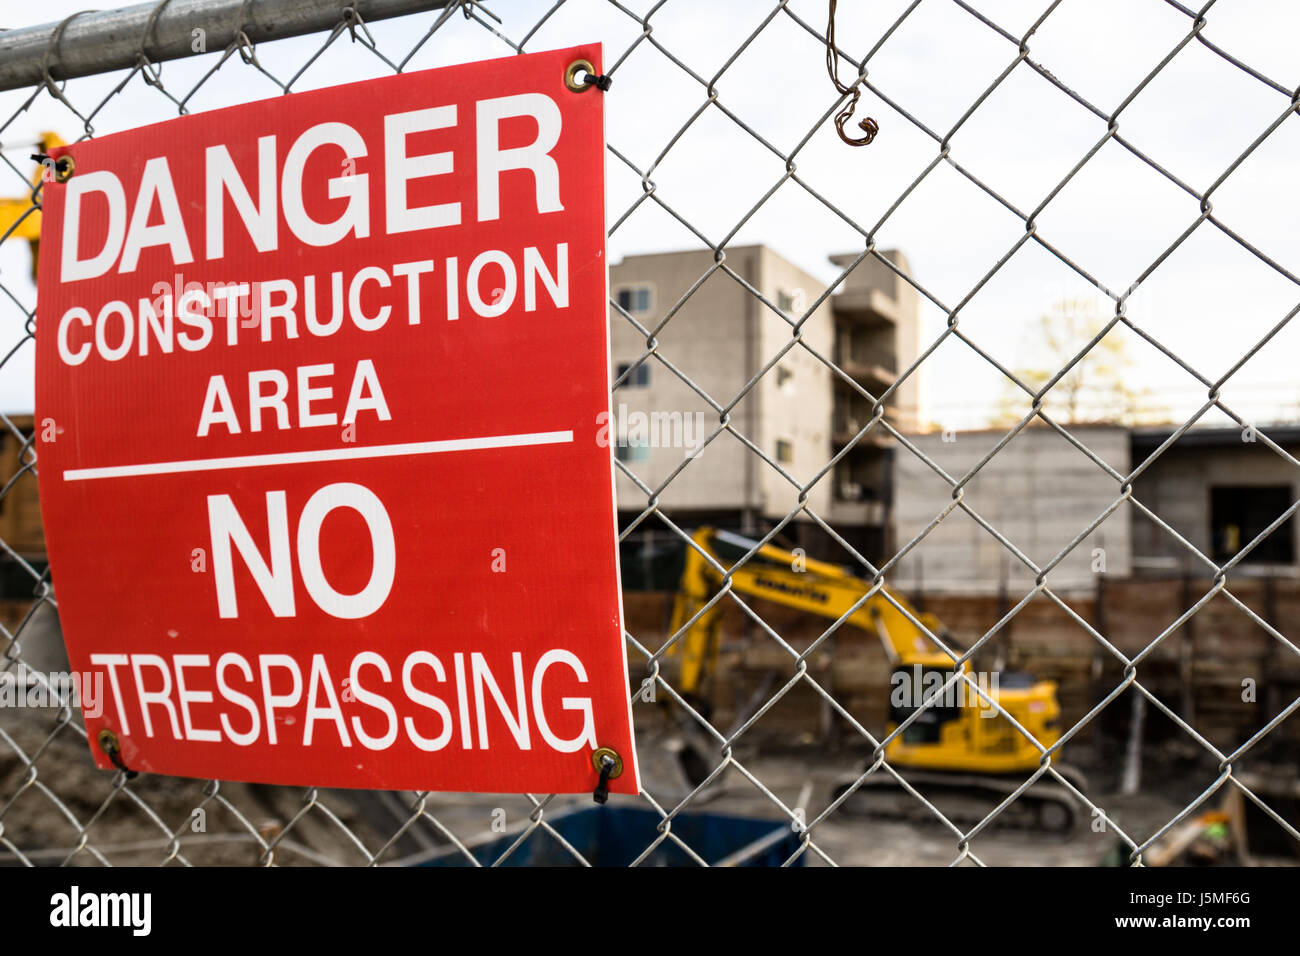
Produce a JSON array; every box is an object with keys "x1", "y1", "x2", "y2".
[{"x1": 1, "y1": 0, "x2": 1298, "y2": 867}]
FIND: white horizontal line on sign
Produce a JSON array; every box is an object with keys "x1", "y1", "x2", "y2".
[{"x1": 63, "y1": 430, "x2": 575, "y2": 482}]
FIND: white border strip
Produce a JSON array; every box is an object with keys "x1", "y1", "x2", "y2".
[{"x1": 63, "y1": 430, "x2": 575, "y2": 481}]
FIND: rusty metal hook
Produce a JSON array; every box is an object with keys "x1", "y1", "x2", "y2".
[{"x1": 826, "y1": 0, "x2": 879, "y2": 146}]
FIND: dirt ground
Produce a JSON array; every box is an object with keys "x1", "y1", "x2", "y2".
[
  {"x1": 389, "y1": 735, "x2": 1212, "y2": 867},
  {"x1": 0, "y1": 701, "x2": 1259, "y2": 867}
]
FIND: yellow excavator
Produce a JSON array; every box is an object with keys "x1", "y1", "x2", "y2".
[
  {"x1": 666, "y1": 527, "x2": 1085, "y2": 830},
  {"x1": 0, "y1": 132, "x2": 65, "y2": 281}
]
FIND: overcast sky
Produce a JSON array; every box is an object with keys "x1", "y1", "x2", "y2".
[{"x1": 3, "y1": 0, "x2": 1299, "y2": 430}]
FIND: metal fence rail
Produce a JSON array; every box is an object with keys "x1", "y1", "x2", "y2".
[
  {"x1": 0, "y1": 0, "x2": 1298, "y2": 867},
  {"x1": 0, "y1": 0, "x2": 454, "y2": 90}
]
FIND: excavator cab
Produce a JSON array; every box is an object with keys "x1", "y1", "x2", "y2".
[{"x1": 889, "y1": 665, "x2": 964, "y2": 745}]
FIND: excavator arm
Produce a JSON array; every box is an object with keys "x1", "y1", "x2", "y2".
[
  {"x1": 667, "y1": 526, "x2": 956, "y2": 698},
  {"x1": 663, "y1": 524, "x2": 1076, "y2": 801}
]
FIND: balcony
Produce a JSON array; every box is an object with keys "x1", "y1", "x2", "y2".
[
  {"x1": 834, "y1": 356, "x2": 897, "y2": 394},
  {"x1": 830, "y1": 286, "x2": 903, "y2": 329},
  {"x1": 827, "y1": 252, "x2": 909, "y2": 329},
  {"x1": 831, "y1": 416, "x2": 893, "y2": 449}
]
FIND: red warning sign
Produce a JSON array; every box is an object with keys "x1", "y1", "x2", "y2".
[{"x1": 34, "y1": 45, "x2": 638, "y2": 794}]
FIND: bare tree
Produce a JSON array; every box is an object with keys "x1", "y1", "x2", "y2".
[{"x1": 995, "y1": 299, "x2": 1164, "y2": 425}]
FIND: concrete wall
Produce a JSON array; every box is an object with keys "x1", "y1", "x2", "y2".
[
  {"x1": 1131, "y1": 432, "x2": 1300, "y2": 572},
  {"x1": 624, "y1": 574, "x2": 1300, "y2": 754},
  {"x1": 892, "y1": 424, "x2": 1132, "y2": 593}
]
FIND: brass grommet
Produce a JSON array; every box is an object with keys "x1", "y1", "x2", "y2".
[
  {"x1": 565, "y1": 58, "x2": 595, "y2": 92},
  {"x1": 96, "y1": 727, "x2": 138, "y2": 778},
  {"x1": 591, "y1": 746, "x2": 623, "y2": 778},
  {"x1": 53, "y1": 154, "x2": 74, "y2": 183}
]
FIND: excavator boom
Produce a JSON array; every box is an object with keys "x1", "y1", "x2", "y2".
[{"x1": 669, "y1": 526, "x2": 954, "y2": 699}]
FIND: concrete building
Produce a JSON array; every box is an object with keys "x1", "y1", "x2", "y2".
[
  {"x1": 890, "y1": 422, "x2": 1300, "y2": 595},
  {"x1": 607, "y1": 245, "x2": 924, "y2": 570},
  {"x1": 1130, "y1": 424, "x2": 1300, "y2": 575}
]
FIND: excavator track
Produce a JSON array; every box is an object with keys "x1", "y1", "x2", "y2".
[{"x1": 831, "y1": 765, "x2": 1088, "y2": 833}]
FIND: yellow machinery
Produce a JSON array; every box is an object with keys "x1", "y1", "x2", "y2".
[
  {"x1": 0, "y1": 132, "x2": 65, "y2": 281},
  {"x1": 667, "y1": 527, "x2": 1084, "y2": 829}
]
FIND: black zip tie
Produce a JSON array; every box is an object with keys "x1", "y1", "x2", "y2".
[
  {"x1": 96, "y1": 729, "x2": 139, "y2": 780},
  {"x1": 590, "y1": 746, "x2": 623, "y2": 804},
  {"x1": 583, "y1": 73, "x2": 612, "y2": 92},
  {"x1": 31, "y1": 152, "x2": 52, "y2": 187},
  {"x1": 592, "y1": 753, "x2": 615, "y2": 804},
  {"x1": 31, "y1": 152, "x2": 73, "y2": 184}
]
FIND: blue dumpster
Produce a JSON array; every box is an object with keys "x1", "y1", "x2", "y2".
[{"x1": 419, "y1": 806, "x2": 805, "y2": 867}]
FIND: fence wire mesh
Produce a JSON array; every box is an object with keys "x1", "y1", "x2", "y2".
[{"x1": 0, "y1": 0, "x2": 1298, "y2": 867}]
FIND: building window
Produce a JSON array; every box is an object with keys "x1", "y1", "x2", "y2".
[
  {"x1": 616, "y1": 362, "x2": 650, "y2": 387},
  {"x1": 616, "y1": 285, "x2": 653, "y2": 315},
  {"x1": 776, "y1": 365, "x2": 794, "y2": 391},
  {"x1": 777, "y1": 288, "x2": 805, "y2": 315},
  {"x1": 1210, "y1": 485, "x2": 1295, "y2": 564},
  {"x1": 616, "y1": 439, "x2": 650, "y2": 463},
  {"x1": 775, "y1": 439, "x2": 793, "y2": 464}
]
